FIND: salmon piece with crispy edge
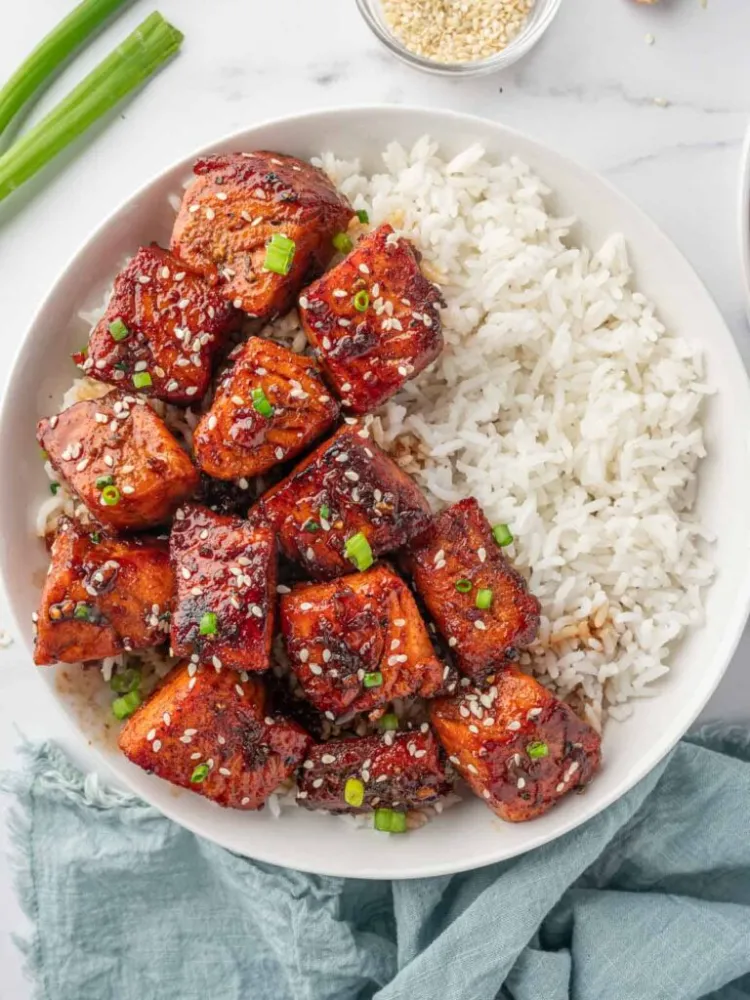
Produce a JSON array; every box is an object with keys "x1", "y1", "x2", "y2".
[
  {"x1": 299, "y1": 223, "x2": 444, "y2": 413},
  {"x1": 280, "y1": 563, "x2": 451, "y2": 720},
  {"x1": 258, "y1": 423, "x2": 432, "y2": 580},
  {"x1": 119, "y1": 664, "x2": 311, "y2": 810},
  {"x1": 169, "y1": 502, "x2": 277, "y2": 673},
  {"x1": 405, "y1": 497, "x2": 540, "y2": 685},
  {"x1": 296, "y1": 730, "x2": 451, "y2": 813},
  {"x1": 37, "y1": 391, "x2": 199, "y2": 532},
  {"x1": 33, "y1": 517, "x2": 173, "y2": 665},
  {"x1": 171, "y1": 151, "x2": 354, "y2": 319},
  {"x1": 73, "y1": 246, "x2": 239, "y2": 405},
  {"x1": 430, "y1": 668, "x2": 601, "y2": 822},
  {"x1": 193, "y1": 336, "x2": 339, "y2": 481}
]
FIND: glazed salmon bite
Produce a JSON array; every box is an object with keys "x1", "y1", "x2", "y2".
[
  {"x1": 298, "y1": 223, "x2": 444, "y2": 414},
  {"x1": 171, "y1": 151, "x2": 354, "y2": 319},
  {"x1": 193, "y1": 336, "x2": 339, "y2": 480},
  {"x1": 37, "y1": 390, "x2": 199, "y2": 531},
  {"x1": 74, "y1": 245, "x2": 238, "y2": 405}
]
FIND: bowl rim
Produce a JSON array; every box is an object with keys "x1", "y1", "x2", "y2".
[
  {"x1": 354, "y1": 0, "x2": 563, "y2": 77},
  {"x1": 738, "y1": 121, "x2": 750, "y2": 326},
  {"x1": 4, "y1": 103, "x2": 750, "y2": 878}
]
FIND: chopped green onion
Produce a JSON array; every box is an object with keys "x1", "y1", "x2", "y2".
[
  {"x1": 101, "y1": 485, "x2": 120, "y2": 506},
  {"x1": 356, "y1": 209, "x2": 369, "y2": 224},
  {"x1": 73, "y1": 602, "x2": 93, "y2": 621},
  {"x1": 344, "y1": 777, "x2": 365, "y2": 808},
  {"x1": 344, "y1": 532, "x2": 373, "y2": 572},
  {"x1": 0, "y1": 13, "x2": 184, "y2": 205},
  {"x1": 199, "y1": 612, "x2": 217, "y2": 636},
  {"x1": 49, "y1": 482, "x2": 60, "y2": 495},
  {"x1": 389, "y1": 811, "x2": 407, "y2": 834},
  {"x1": 190, "y1": 763, "x2": 210, "y2": 784},
  {"x1": 319, "y1": 504, "x2": 330, "y2": 521},
  {"x1": 363, "y1": 671, "x2": 383, "y2": 689},
  {"x1": 263, "y1": 233, "x2": 296, "y2": 275},
  {"x1": 112, "y1": 689, "x2": 141, "y2": 720},
  {"x1": 89, "y1": 531, "x2": 101, "y2": 544},
  {"x1": 332, "y1": 232, "x2": 353, "y2": 254},
  {"x1": 379, "y1": 713, "x2": 399, "y2": 732},
  {"x1": 95, "y1": 474, "x2": 114, "y2": 489},
  {"x1": 110, "y1": 666, "x2": 141, "y2": 695},
  {"x1": 492, "y1": 523, "x2": 513, "y2": 547},
  {"x1": 113, "y1": 361, "x2": 128, "y2": 372},
  {"x1": 0, "y1": 0, "x2": 132, "y2": 138},
  {"x1": 353, "y1": 290, "x2": 369, "y2": 312},
  {"x1": 251, "y1": 386, "x2": 274, "y2": 418},
  {"x1": 108, "y1": 318, "x2": 129, "y2": 341},
  {"x1": 374, "y1": 808, "x2": 407, "y2": 833},
  {"x1": 527, "y1": 741, "x2": 549, "y2": 760},
  {"x1": 476, "y1": 588, "x2": 493, "y2": 610},
  {"x1": 132, "y1": 371, "x2": 152, "y2": 389},
  {"x1": 303, "y1": 520, "x2": 320, "y2": 533},
  {"x1": 455, "y1": 579, "x2": 472, "y2": 594}
]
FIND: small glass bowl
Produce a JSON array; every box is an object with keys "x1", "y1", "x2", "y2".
[{"x1": 355, "y1": 0, "x2": 563, "y2": 78}]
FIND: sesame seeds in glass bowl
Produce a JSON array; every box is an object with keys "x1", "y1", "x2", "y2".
[{"x1": 355, "y1": 0, "x2": 563, "y2": 77}]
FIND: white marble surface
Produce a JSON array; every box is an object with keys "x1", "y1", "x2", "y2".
[{"x1": 1, "y1": 0, "x2": 749, "y2": 995}]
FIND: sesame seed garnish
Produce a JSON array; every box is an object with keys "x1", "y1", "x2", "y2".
[
  {"x1": 299, "y1": 649, "x2": 309, "y2": 662},
  {"x1": 190, "y1": 751, "x2": 202, "y2": 760},
  {"x1": 477, "y1": 547, "x2": 486, "y2": 563},
  {"x1": 321, "y1": 753, "x2": 335, "y2": 764},
  {"x1": 152, "y1": 740, "x2": 162, "y2": 752},
  {"x1": 474, "y1": 620, "x2": 487, "y2": 631},
  {"x1": 556, "y1": 782, "x2": 565, "y2": 793},
  {"x1": 467, "y1": 763, "x2": 478, "y2": 774},
  {"x1": 219, "y1": 767, "x2": 231, "y2": 776},
  {"x1": 312, "y1": 778, "x2": 324, "y2": 788},
  {"x1": 507, "y1": 720, "x2": 521, "y2": 731},
  {"x1": 234, "y1": 684, "x2": 244, "y2": 697}
]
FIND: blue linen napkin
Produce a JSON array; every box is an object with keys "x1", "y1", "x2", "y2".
[{"x1": 2, "y1": 725, "x2": 750, "y2": 1000}]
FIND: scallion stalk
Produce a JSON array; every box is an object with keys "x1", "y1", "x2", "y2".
[
  {"x1": 0, "y1": 0, "x2": 132, "y2": 139},
  {"x1": 0, "y1": 12, "x2": 183, "y2": 203}
]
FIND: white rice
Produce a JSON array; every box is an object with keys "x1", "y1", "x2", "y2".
[{"x1": 40, "y1": 138, "x2": 714, "y2": 815}]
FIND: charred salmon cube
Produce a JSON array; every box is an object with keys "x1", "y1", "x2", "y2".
[
  {"x1": 406, "y1": 498, "x2": 540, "y2": 684},
  {"x1": 259, "y1": 424, "x2": 432, "y2": 580},
  {"x1": 37, "y1": 391, "x2": 199, "y2": 531},
  {"x1": 193, "y1": 337, "x2": 339, "y2": 481},
  {"x1": 299, "y1": 224, "x2": 444, "y2": 413},
  {"x1": 430, "y1": 668, "x2": 601, "y2": 822},
  {"x1": 171, "y1": 152, "x2": 354, "y2": 320},
  {"x1": 280, "y1": 564, "x2": 446, "y2": 719},
  {"x1": 74, "y1": 246, "x2": 238, "y2": 405},
  {"x1": 33, "y1": 518, "x2": 173, "y2": 665},
  {"x1": 170, "y1": 503, "x2": 277, "y2": 673},
  {"x1": 297, "y1": 730, "x2": 450, "y2": 813},
  {"x1": 119, "y1": 663, "x2": 311, "y2": 810}
]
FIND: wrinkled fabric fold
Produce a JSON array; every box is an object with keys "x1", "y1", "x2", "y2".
[{"x1": 0, "y1": 725, "x2": 749, "y2": 1000}]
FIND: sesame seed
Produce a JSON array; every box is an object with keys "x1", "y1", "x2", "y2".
[
  {"x1": 477, "y1": 547, "x2": 486, "y2": 563},
  {"x1": 152, "y1": 740, "x2": 161, "y2": 752},
  {"x1": 507, "y1": 720, "x2": 521, "y2": 731},
  {"x1": 474, "y1": 620, "x2": 487, "y2": 631},
  {"x1": 467, "y1": 764, "x2": 479, "y2": 774},
  {"x1": 517, "y1": 777, "x2": 526, "y2": 789},
  {"x1": 219, "y1": 767, "x2": 232, "y2": 776},
  {"x1": 556, "y1": 782, "x2": 565, "y2": 793},
  {"x1": 234, "y1": 684, "x2": 244, "y2": 697},
  {"x1": 190, "y1": 751, "x2": 202, "y2": 760},
  {"x1": 309, "y1": 664, "x2": 323, "y2": 675},
  {"x1": 300, "y1": 602, "x2": 313, "y2": 611},
  {"x1": 299, "y1": 649, "x2": 309, "y2": 662},
  {"x1": 312, "y1": 778, "x2": 324, "y2": 788},
  {"x1": 146, "y1": 729, "x2": 156, "y2": 741},
  {"x1": 321, "y1": 753, "x2": 335, "y2": 764}
]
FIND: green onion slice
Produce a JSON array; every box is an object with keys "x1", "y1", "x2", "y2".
[
  {"x1": 251, "y1": 386, "x2": 274, "y2": 418},
  {"x1": 132, "y1": 371, "x2": 152, "y2": 389},
  {"x1": 455, "y1": 579, "x2": 472, "y2": 594},
  {"x1": 527, "y1": 741, "x2": 549, "y2": 760},
  {"x1": 73, "y1": 602, "x2": 93, "y2": 621},
  {"x1": 101, "y1": 485, "x2": 120, "y2": 506},
  {"x1": 332, "y1": 232, "x2": 353, "y2": 254},
  {"x1": 110, "y1": 666, "x2": 141, "y2": 694},
  {"x1": 199, "y1": 612, "x2": 217, "y2": 636},
  {"x1": 108, "y1": 318, "x2": 129, "y2": 341},
  {"x1": 263, "y1": 233, "x2": 296, "y2": 275},
  {"x1": 112, "y1": 689, "x2": 141, "y2": 720},
  {"x1": 319, "y1": 504, "x2": 330, "y2": 521},
  {"x1": 49, "y1": 482, "x2": 60, "y2": 495},
  {"x1": 353, "y1": 290, "x2": 369, "y2": 312},
  {"x1": 303, "y1": 519, "x2": 319, "y2": 533},
  {"x1": 475, "y1": 588, "x2": 493, "y2": 610},
  {"x1": 363, "y1": 671, "x2": 383, "y2": 689},
  {"x1": 374, "y1": 808, "x2": 407, "y2": 833},
  {"x1": 89, "y1": 531, "x2": 101, "y2": 544},
  {"x1": 492, "y1": 523, "x2": 513, "y2": 547},
  {"x1": 344, "y1": 532, "x2": 373, "y2": 572},
  {"x1": 344, "y1": 777, "x2": 365, "y2": 808},
  {"x1": 379, "y1": 713, "x2": 399, "y2": 732},
  {"x1": 356, "y1": 209, "x2": 369, "y2": 224},
  {"x1": 190, "y1": 763, "x2": 210, "y2": 784},
  {"x1": 95, "y1": 474, "x2": 114, "y2": 489}
]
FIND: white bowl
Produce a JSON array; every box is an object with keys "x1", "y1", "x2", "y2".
[
  {"x1": 3, "y1": 106, "x2": 750, "y2": 879},
  {"x1": 738, "y1": 122, "x2": 750, "y2": 325}
]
